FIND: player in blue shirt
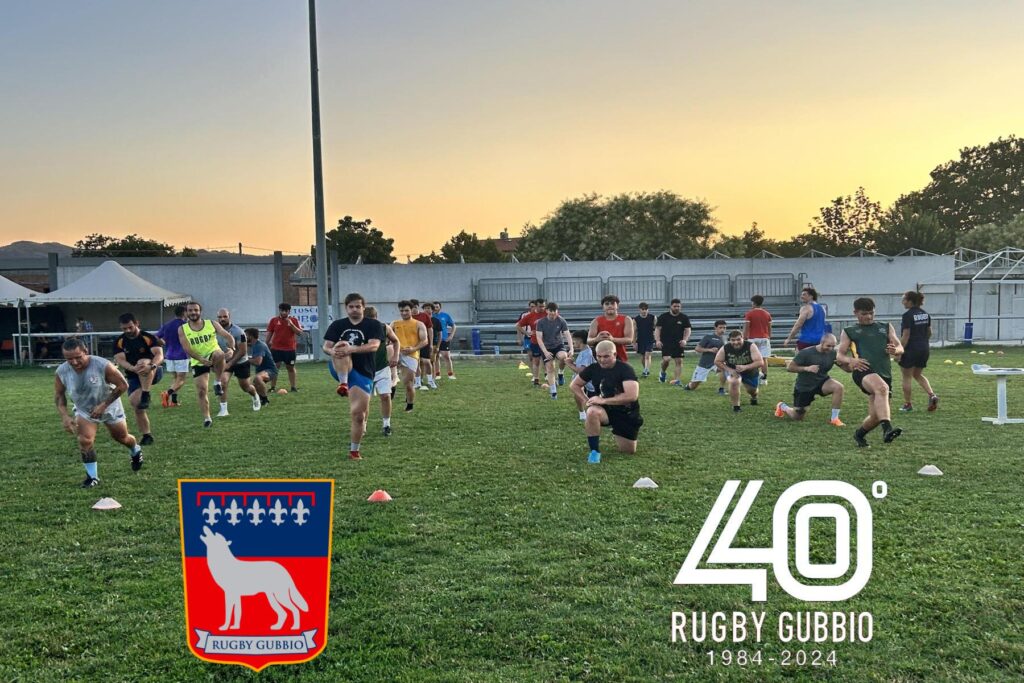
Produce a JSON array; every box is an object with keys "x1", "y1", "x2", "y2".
[{"x1": 433, "y1": 300, "x2": 457, "y2": 380}]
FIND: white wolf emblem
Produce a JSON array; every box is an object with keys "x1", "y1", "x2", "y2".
[{"x1": 199, "y1": 525, "x2": 309, "y2": 631}]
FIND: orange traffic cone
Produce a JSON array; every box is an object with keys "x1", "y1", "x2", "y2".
[{"x1": 367, "y1": 489, "x2": 392, "y2": 503}]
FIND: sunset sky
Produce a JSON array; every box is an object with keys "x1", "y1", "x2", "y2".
[{"x1": 2, "y1": 1, "x2": 1022, "y2": 259}]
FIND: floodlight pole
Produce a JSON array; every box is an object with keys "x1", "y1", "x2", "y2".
[{"x1": 308, "y1": 0, "x2": 328, "y2": 361}]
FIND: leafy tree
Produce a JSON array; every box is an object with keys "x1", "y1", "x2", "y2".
[
  {"x1": 808, "y1": 187, "x2": 882, "y2": 250},
  {"x1": 957, "y1": 213, "x2": 1024, "y2": 252},
  {"x1": 714, "y1": 223, "x2": 789, "y2": 257},
  {"x1": 324, "y1": 216, "x2": 395, "y2": 264},
  {"x1": 515, "y1": 191, "x2": 717, "y2": 261},
  {"x1": 438, "y1": 230, "x2": 505, "y2": 263},
  {"x1": 867, "y1": 208, "x2": 957, "y2": 255},
  {"x1": 72, "y1": 233, "x2": 184, "y2": 257},
  {"x1": 893, "y1": 135, "x2": 1024, "y2": 233}
]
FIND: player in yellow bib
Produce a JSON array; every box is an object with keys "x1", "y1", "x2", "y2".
[
  {"x1": 177, "y1": 302, "x2": 236, "y2": 427},
  {"x1": 392, "y1": 301, "x2": 427, "y2": 412}
]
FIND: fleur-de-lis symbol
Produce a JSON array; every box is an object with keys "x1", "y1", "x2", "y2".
[
  {"x1": 247, "y1": 499, "x2": 265, "y2": 525},
  {"x1": 225, "y1": 499, "x2": 243, "y2": 526},
  {"x1": 201, "y1": 500, "x2": 221, "y2": 525},
  {"x1": 291, "y1": 499, "x2": 310, "y2": 526},
  {"x1": 269, "y1": 499, "x2": 288, "y2": 526}
]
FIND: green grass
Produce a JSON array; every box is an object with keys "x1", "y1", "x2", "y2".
[{"x1": 1, "y1": 349, "x2": 1022, "y2": 682}]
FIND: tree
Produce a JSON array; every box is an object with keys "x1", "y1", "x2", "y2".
[
  {"x1": 957, "y1": 214, "x2": 1024, "y2": 252},
  {"x1": 893, "y1": 135, "x2": 1024, "y2": 233},
  {"x1": 808, "y1": 187, "x2": 882, "y2": 250},
  {"x1": 515, "y1": 191, "x2": 718, "y2": 261},
  {"x1": 324, "y1": 216, "x2": 395, "y2": 264},
  {"x1": 72, "y1": 233, "x2": 185, "y2": 257},
  {"x1": 866, "y1": 208, "x2": 957, "y2": 255},
  {"x1": 714, "y1": 223, "x2": 789, "y2": 258}
]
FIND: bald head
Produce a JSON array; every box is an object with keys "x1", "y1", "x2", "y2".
[
  {"x1": 216, "y1": 308, "x2": 231, "y2": 325},
  {"x1": 817, "y1": 333, "x2": 837, "y2": 352}
]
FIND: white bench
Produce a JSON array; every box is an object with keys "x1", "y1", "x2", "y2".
[{"x1": 971, "y1": 365, "x2": 1024, "y2": 425}]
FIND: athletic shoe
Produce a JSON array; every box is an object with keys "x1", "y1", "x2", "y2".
[
  {"x1": 854, "y1": 429, "x2": 870, "y2": 448},
  {"x1": 138, "y1": 392, "x2": 151, "y2": 410},
  {"x1": 131, "y1": 450, "x2": 144, "y2": 472},
  {"x1": 336, "y1": 383, "x2": 349, "y2": 397},
  {"x1": 140, "y1": 433, "x2": 154, "y2": 446},
  {"x1": 750, "y1": 398, "x2": 758, "y2": 406},
  {"x1": 641, "y1": 369, "x2": 649, "y2": 378},
  {"x1": 203, "y1": 418, "x2": 213, "y2": 428},
  {"x1": 81, "y1": 475, "x2": 100, "y2": 488},
  {"x1": 213, "y1": 382, "x2": 223, "y2": 397},
  {"x1": 927, "y1": 395, "x2": 939, "y2": 412},
  {"x1": 532, "y1": 379, "x2": 540, "y2": 387},
  {"x1": 669, "y1": 380, "x2": 682, "y2": 386},
  {"x1": 588, "y1": 450, "x2": 601, "y2": 464},
  {"x1": 683, "y1": 385, "x2": 693, "y2": 391},
  {"x1": 899, "y1": 403, "x2": 913, "y2": 412},
  {"x1": 733, "y1": 406, "x2": 741, "y2": 413},
  {"x1": 659, "y1": 372, "x2": 667, "y2": 383},
  {"x1": 160, "y1": 391, "x2": 170, "y2": 408},
  {"x1": 260, "y1": 396, "x2": 270, "y2": 406},
  {"x1": 427, "y1": 380, "x2": 438, "y2": 390},
  {"x1": 251, "y1": 394, "x2": 261, "y2": 411},
  {"x1": 349, "y1": 450, "x2": 362, "y2": 461},
  {"x1": 557, "y1": 373, "x2": 565, "y2": 386},
  {"x1": 550, "y1": 392, "x2": 557, "y2": 400},
  {"x1": 760, "y1": 378, "x2": 768, "y2": 386},
  {"x1": 405, "y1": 403, "x2": 414, "y2": 412},
  {"x1": 217, "y1": 406, "x2": 229, "y2": 418},
  {"x1": 830, "y1": 418, "x2": 846, "y2": 427},
  {"x1": 434, "y1": 372, "x2": 441, "y2": 379},
  {"x1": 290, "y1": 387, "x2": 299, "y2": 392},
  {"x1": 448, "y1": 374, "x2": 456, "y2": 380},
  {"x1": 419, "y1": 384, "x2": 430, "y2": 391},
  {"x1": 382, "y1": 425, "x2": 392, "y2": 437},
  {"x1": 883, "y1": 427, "x2": 903, "y2": 444},
  {"x1": 717, "y1": 388, "x2": 726, "y2": 396},
  {"x1": 775, "y1": 402, "x2": 786, "y2": 418}
]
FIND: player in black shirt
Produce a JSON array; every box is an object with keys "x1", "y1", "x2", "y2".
[
  {"x1": 113, "y1": 312, "x2": 164, "y2": 445},
  {"x1": 634, "y1": 302, "x2": 656, "y2": 378},
  {"x1": 570, "y1": 340, "x2": 644, "y2": 463},
  {"x1": 898, "y1": 290, "x2": 938, "y2": 412},
  {"x1": 655, "y1": 299, "x2": 692, "y2": 385},
  {"x1": 322, "y1": 292, "x2": 385, "y2": 460},
  {"x1": 714, "y1": 330, "x2": 764, "y2": 413}
]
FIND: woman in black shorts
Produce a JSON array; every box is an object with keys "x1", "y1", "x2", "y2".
[{"x1": 898, "y1": 290, "x2": 938, "y2": 412}]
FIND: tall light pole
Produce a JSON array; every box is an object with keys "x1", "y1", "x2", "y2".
[{"x1": 308, "y1": 0, "x2": 328, "y2": 360}]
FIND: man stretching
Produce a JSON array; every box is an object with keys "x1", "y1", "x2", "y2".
[
  {"x1": 775, "y1": 333, "x2": 846, "y2": 426},
  {"x1": 571, "y1": 340, "x2": 643, "y2": 464},
  {"x1": 178, "y1": 302, "x2": 235, "y2": 427},
  {"x1": 714, "y1": 330, "x2": 764, "y2": 413}
]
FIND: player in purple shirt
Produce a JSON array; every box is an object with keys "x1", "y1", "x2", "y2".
[{"x1": 155, "y1": 304, "x2": 189, "y2": 407}]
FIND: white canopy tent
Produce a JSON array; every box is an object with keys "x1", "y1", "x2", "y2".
[
  {"x1": 29, "y1": 260, "x2": 190, "y2": 306},
  {"x1": 1, "y1": 274, "x2": 39, "y2": 362}
]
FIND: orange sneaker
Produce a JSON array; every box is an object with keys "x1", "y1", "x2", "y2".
[
  {"x1": 160, "y1": 391, "x2": 170, "y2": 408},
  {"x1": 774, "y1": 402, "x2": 785, "y2": 418},
  {"x1": 336, "y1": 383, "x2": 349, "y2": 397},
  {"x1": 830, "y1": 418, "x2": 846, "y2": 427},
  {"x1": 348, "y1": 450, "x2": 362, "y2": 460}
]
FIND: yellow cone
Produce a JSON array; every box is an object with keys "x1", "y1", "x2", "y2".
[
  {"x1": 518, "y1": 362, "x2": 528, "y2": 370},
  {"x1": 955, "y1": 361, "x2": 964, "y2": 366},
  {"x1": 944, "y1": 359, "x2": 953, "y2": 364},
  {"x1": 526, "y1": 373, "x2": 533, "y2": 378}
]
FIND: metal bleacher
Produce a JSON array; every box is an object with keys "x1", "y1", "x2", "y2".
[{"x1": 471, "y1": 273, "x2": 805, "y2": 352}]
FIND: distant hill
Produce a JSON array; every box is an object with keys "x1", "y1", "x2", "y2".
[{"x1": 0, "y1": 241, "x2": 74, "y2": 258}]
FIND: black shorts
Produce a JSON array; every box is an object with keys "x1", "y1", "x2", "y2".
[
  {"x1": 852, "y1": 370, "x2": 892, "y2": 396},
  {"x1": 662, "y1": 345, "x2": 685, "y2": 359},
  {"x1": 899, "y1": 348, "x2": 929, "y2": 369},
  {"x1": 637, "y1": 340, "x2": 655, "y2": 354},
  {"x1": 192, "y1": 365, "x2": 211, "y2": 378},
  {"x1": 605, "y1": 405, "x2": 644, "y2": 441},
  {"x1": 271, "y1": 349, "x2": 296, "y2": 365},
  {"x1": 439, "y1": 340, "x2": 450, "y2": 351},
  {"x1": 793, "y1": 381, "x2": 828, "y2": 409},
  {"x1": 127, "y1": 367, "x2": 164, "y2": 395},
  {"x1": 422, "y1": 345, "x2": 433, "y2": 359},
  {"x1": 226, "y1": 362, "x2": 251, "y2": 379}
]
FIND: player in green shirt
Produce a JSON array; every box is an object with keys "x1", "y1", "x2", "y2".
[{"x1": 837, "y1": 297, "x2": 905, "y2": 448}]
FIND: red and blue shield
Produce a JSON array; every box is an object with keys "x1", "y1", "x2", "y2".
[{"x1": 178, "y1": 479, "x2": 334, "y2": 671}]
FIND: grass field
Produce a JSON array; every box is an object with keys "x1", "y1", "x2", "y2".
[{"x1": 1, "y1": 348, "x2": 1022, "y2": 682}]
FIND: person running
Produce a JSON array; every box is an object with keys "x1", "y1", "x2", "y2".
[
  {"x1": 516, "y1": 300, "x2": 547, "y2": 387},
  {"x1": 422, "y1": 301, "x2": 442, "y2": 390},
  {"x1": 433, "y1": 300, "x2": 457, "y2": 379},
  {"x1": 409, "y1": 300, "x2": 437, "y2": 391},
  {"x1": 571, "y1": 340, "x2": 643, "y2": 464},
  {"x1": 322, "y1": 293, "x2": 386, "y2": 460},
  {"x1": 588, "y1": 294, "x2": 634, "y2": 365},
  {"x1": 535, "y1": 302, "x2": 574, "y2": 400},
  {"x1": 566, "y1": 330, "x2": 595, "y2": 421},
  {"x1": 178, "y1": 302, "x2": 236, "y2": 427},
  {"x1": 364, "y1": 306, "x2": 401, "y2": 436},
  {"x1": 516, "y1": 300, "x2": 537, "y2": 356},
  {"x1": 244, "y1": 327, "x2": 276, "y2": 407},
  {"x1": 266, "y1": 302, "x2": 303, "y2": 392},
  {"x1": 634, "y1": 302, "x2": 656, "y2": 378},
  {"x1": 898, "y1": 290, "x2": 938, "y2": 413},
  {"x1": 684, "y1": 320, "x2": 727, "y2": 393},
  {"x1": 775, "y1": 333, "x2": 846, "y2": 426},
  {"x1": 391, "y1": 300, "x2": 429, "y2": 413},
  {"x1": 215, "y1": 308, "x2": 260, "y2": 416},
  {"x1": 155, "y1": 304, "x2": 188, "y2": 407},
  {"x1": 744, "y1": 295, "x2": 773, "y2": 383},
  {"x1": 654, "y1": 298, "x2": 692, "y2": 385},
  {"x1": 837, "y1": 297, "x2": 904, "y2": 448},
  {"x1": 54, "y1": 338, "x2": 144, "y2": 487},
  {"x1": 112, "y1": 313, "x2": 164, "y2": 446},
  {"x1": 715, "y1": 330, "x2": 764, "y2": 413},
  {"x1": 784, "y1": 287, "x2": 827, "y2": 350}
]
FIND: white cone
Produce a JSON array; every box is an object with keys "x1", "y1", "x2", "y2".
[
  {"x1": 917, "y1": 465, "x2": 943, "y2": 476},
  {"x1": 633, "y1": 477, "x2": 659, "y2": 489},
  {"x1": 92, "y1": 497, "x2": 122, "y2": 510}
]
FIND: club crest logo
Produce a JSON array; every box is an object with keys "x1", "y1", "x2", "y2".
[{"x1": 178, "y1": 480, "x2": 334, "y2": 671}]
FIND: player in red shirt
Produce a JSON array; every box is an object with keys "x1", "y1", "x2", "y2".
[
  {"x1": 587, "y1": 294, "x2": 635, "y2": 364},
  {"x1": 516, "y1": 299, "x2": 548, "y2": 387},
  {"x1": 410, "y1": 299, "x2": 437, "y2": 390},
  {"x1": 266, "y1": 302, "x2": 303, "y2": 392},
  {"x1": 743, "y1": 295, "x2": 773, "y2": 383}
]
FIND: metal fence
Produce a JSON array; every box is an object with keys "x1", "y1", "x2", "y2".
[
  {"x1": 542, "y1": 277, "x2": 603, "y2": 305},
  {"x1": 670, "y1": 274, "x2": 731, "y2": 304},
  {"x1": 734, "y1": 273, "x2": 799, "y2": 304},
  {"x1": 606, "y1": 276, "x2": 667, "y2": 305},
  {"x1": 474, "y1": 278, "x2": 540, "y2": 308}
]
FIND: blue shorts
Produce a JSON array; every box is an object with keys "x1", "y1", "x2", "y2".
[
  {"x1": 127, "y1": 367, "x2": 163, "y2": 395},
  {"x1": 740, "y1": 372, "x2": 760, "y2": 389},
  {"x1": 529, "y1": 342, "x2": 543, "y2": 358},
  {"x1": 327, "y1": 363, "x2": 373, "y2": 395}
]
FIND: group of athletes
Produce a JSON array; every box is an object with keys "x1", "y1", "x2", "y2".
[{"x1": 52, "y1": 283, "x2": 937, "y2": 486}]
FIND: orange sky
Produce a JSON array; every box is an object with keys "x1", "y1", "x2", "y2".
[{"x1": 1, "y1": 2, "x2": 1022, "y2": 258}]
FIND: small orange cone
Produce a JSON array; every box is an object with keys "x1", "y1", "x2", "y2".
[{"x1": 367, "y1": 489, "x2": 392, "y2": 503}]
